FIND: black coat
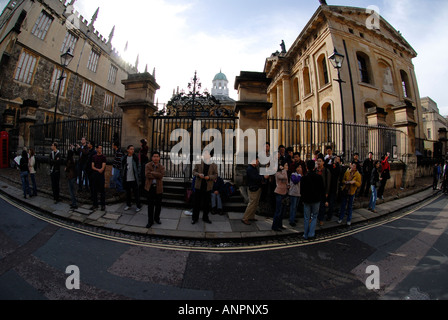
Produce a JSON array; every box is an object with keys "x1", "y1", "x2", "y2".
[
  {"x1": 300, "y1": 171, "x2": 325, "y2": 204},
  {"x1": 50, "y1": 151, "x2": 62, "y2": 174},
  {"x1": 246, "y1": 165, "x2": 263, "y2": 191},
  {"x1": 370, "y1": 168, "x2": 380, "y2": 186}
]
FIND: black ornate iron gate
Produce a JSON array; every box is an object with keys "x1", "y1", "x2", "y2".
[{"x1": 149, "y1": 72, "x2": 238, "y2": 182}]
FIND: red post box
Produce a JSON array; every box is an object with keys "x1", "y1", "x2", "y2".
[{"x1": 0, "y1": 131, "x2": 9, "y2": 169}]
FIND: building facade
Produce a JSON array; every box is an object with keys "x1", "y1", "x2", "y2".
[
  {"x1": 421, "y1": 96, "x2": 448, "y2": 157},
  {"x1": 264, "y1": 3, "x2": 425, "y2": 155},
  {"x1": 0, "y1": 0, "x2": 137, "y2": 131}
]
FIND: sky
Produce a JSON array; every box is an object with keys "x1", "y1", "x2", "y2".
[{"x1": 1, "y1": 0, "x2": 448, "y2": 115}]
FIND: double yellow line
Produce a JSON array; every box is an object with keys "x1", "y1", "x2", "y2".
[{"x1": 0, "y1": 193, "x2": 444, "y2": 254}]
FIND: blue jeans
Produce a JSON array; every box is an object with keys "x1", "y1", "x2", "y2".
[
  {"x1": 211, "y1": 192, "x2": 222, "y2": 210},
  {"x1": 303, "y1": 202, "x2": 320, "y2": 239},
  {"x1": 30, "y1": 173, "x2": 37, "y2": 196},
  {"x1": 272, "y1": 194, "x2": 285, "y2": 230},
  {"x1": 339, "y1": 194, "x2": 355, "y2": 223},
  {"x1": 110, "y1": 168, "x2": 123, "y2": 192},
  {"x1": 369, "y1": 185, "x2": 377, "y2": 210},
  {"x1": 289, "y1": 196, "x2": 300, "y2": 224},
  {"x1": 20, "y1": 171, "x2": 31, "y2": 197}
]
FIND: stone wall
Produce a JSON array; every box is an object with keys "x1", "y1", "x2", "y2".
[{"x1": 0, "y1": 43, "x2": 123, "y2": 127}]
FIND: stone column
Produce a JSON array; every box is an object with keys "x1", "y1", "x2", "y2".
[
  {"x1": 393, "y1": 101, "x2": 418, "y2": 188},
  {"x1": 276, "y1": 82, "x2": 284, "y2": 143},
  {"x1": 233, "y1": 71, "x2": 272, "y2": 187},
  {"x1": 282, "y1": 77, "x2": 291, "y2": 119},
  {"x1": 18, "y1": 100, "x2": 38, "y2": 149},
  {"x1": 118, "y1": 73, "x2": 160, "y2": 149},
  {"x1": 366, "y1": 107, "x2": 388, "y2": 158}
]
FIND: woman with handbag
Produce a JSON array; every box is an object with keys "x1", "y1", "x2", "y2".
[{"x1": 368, "y1": 161, "x2": 382, "y2": 213}]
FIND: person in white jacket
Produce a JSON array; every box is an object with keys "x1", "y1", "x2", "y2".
[{"x1": 28, "y1": 148, "x2": 37, "y2": 197}]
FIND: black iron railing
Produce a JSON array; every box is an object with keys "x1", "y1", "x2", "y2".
[
  {"x1": 268, "y1": 118, "x2": 408, "y2": 162},
  {"x1": 30, "y1": 116, "x2": 122, "y2": 158}
]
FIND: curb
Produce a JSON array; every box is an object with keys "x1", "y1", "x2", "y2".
[{"x1": 0, "y1": 179, "x2": 440, "y2": 241}]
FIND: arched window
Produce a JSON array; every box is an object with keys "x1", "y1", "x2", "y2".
[
  {"x1": 400, "y1": 70, "x2": 412, "y2": 99},
  {"x1": 322, "y1": 103, "x2": 332, "y2": 142},
  {"x1": 303, "y1": 67, "x2": 311, "y2": 96},
  {"x1": 317, "y1": 54, "x2": 329, "y2": 87},
  {"x1": 357, "y1": 52, "x2": 373, "y2": 84},
  {"x1": 293, "y1": 77, "x2": 300, "y2": 102}
]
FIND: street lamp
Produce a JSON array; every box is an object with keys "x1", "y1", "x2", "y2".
[
  {"x1": 52, "y1": 48, "x2": 74, "y2": 142},
  {"x1": 329, "y1": 47, "x2": 347, "y2": 159}
]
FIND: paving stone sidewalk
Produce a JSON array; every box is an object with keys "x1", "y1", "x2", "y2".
[{"x1": 0, "y1": 168, "x2": 439, "y2": 240}]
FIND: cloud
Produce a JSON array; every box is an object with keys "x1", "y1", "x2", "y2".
[
  {"x1": 380, "y1": 0, "x2": 448, "y2": 114},
  {"x1": 71, "y1": 0, "x2": 448, "y2": 116}
]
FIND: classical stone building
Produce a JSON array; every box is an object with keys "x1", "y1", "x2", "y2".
[
  {"x1": 0, "y1": 0, "x2": 137, "y2": 131},
  {"x1": 421, "y1": 96, "x2": 448, "y2": 157},
  {"x1": 264, "y1": 3, "x2": 425, "y2": 156}
]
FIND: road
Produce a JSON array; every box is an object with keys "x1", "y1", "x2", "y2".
[{"x1": 1, "y1": 192, "x2": 447, "y2": 304}]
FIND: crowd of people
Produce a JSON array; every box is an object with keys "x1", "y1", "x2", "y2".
[
  {"x1": 242, "y1": 143, "x2": 448, "y2": 241},
  {"x1": 15, "y1": 138, "x2": 166, "y2": 229},
  {"x1": 14, "y1": 139, "x2": 448, "y2": 237}
]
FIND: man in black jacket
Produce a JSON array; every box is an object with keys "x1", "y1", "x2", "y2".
[
  {"x1": 360, "y1": 152, "x2": 374, "y2": 197},
  {"x1": 76, "y1": 137, "x2": 89, "y2": 192},
  {"x1": 50, "y1": 142, "x2": 62, "y2": 204},
  {"x1": 301, "y1": 160, "x2": 325, "y2": 240},
  {"x1": 242, "y1": 158, "x2": 269, "y2": 225}
]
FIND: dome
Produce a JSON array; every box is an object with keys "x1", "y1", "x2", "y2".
[{"x1": 213, "y1": 71, "x2": 228, "y2": 82}]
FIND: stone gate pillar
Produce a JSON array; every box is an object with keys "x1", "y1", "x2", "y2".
[
  {"x1": 393, "y1": 101, "x2": 418, "y2": 188},
  {"x1": 366, "y1": 106, "x2": 388, "y2": 158},
  {"x1": 18, "y1": 100, "x2": 38, "y2": 149},
  {"x1": 118, "y1": 73, "x2": 160, "y2": 149},
  {"x1": 233, "y1": 71, "x2": 272, "y2": 187}
]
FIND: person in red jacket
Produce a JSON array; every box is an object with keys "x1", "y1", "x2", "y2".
[{"x1": 378, "y1": 152, "x2": 391, "y2": 200}]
